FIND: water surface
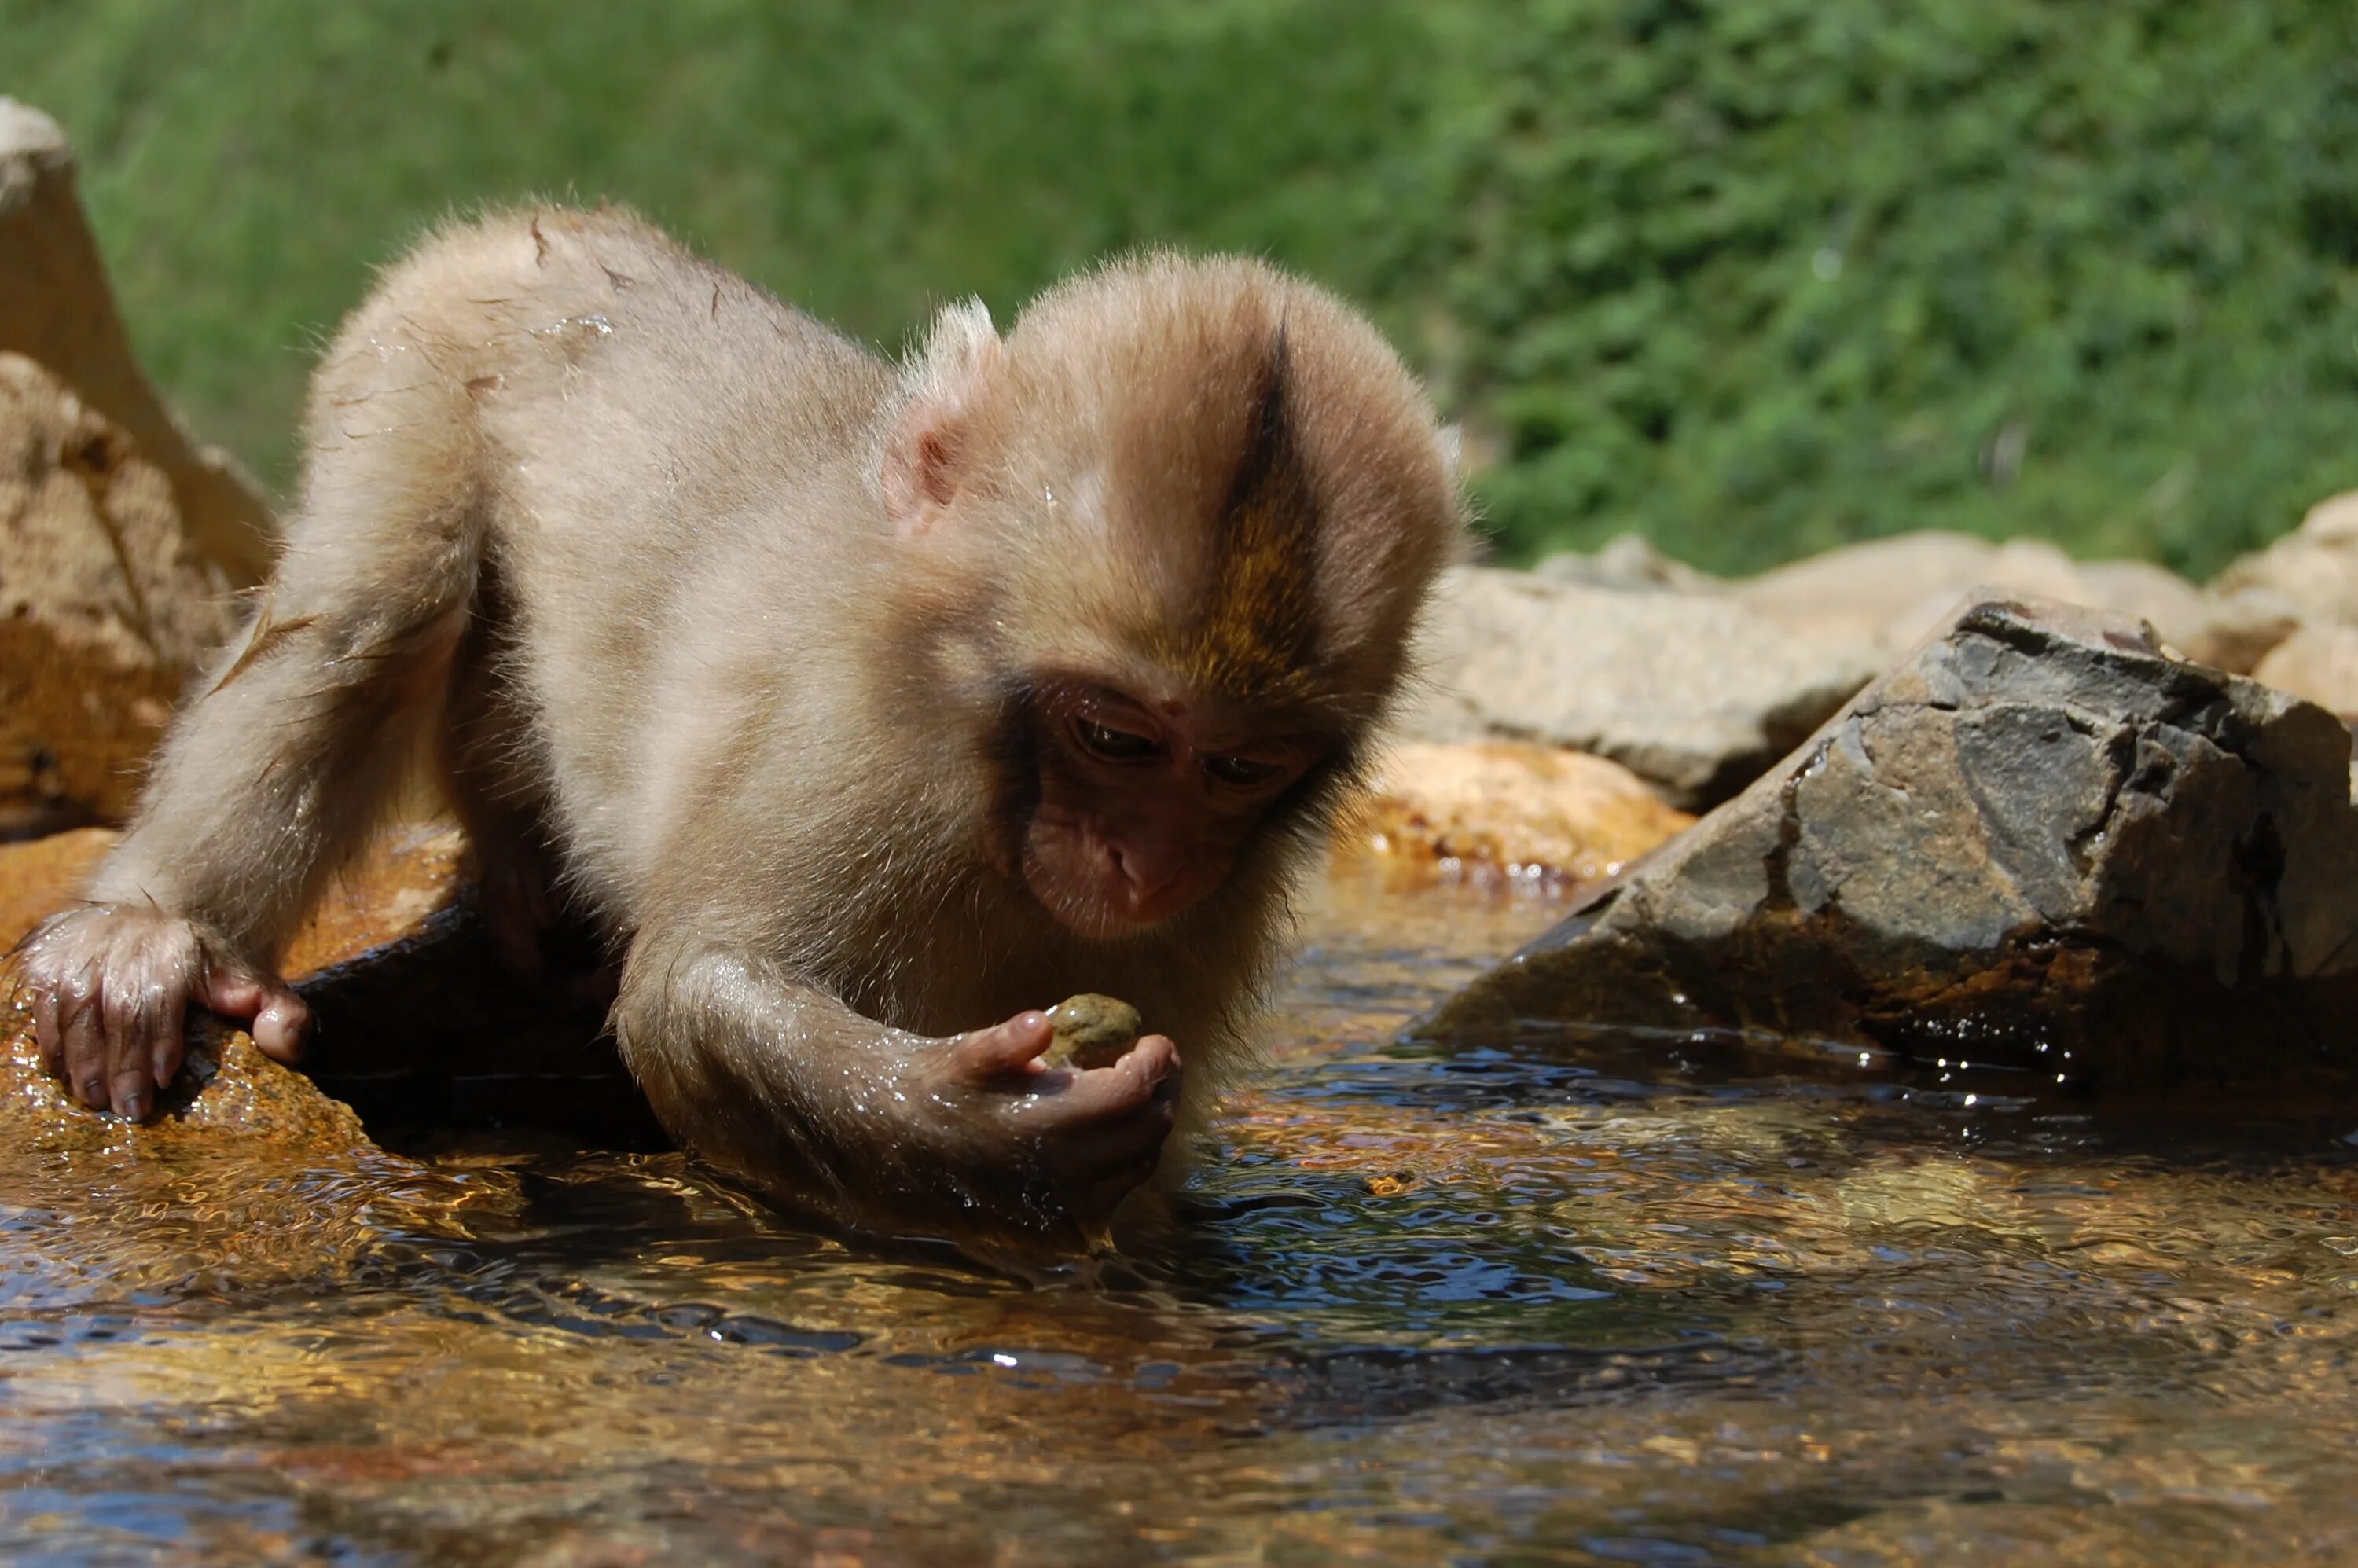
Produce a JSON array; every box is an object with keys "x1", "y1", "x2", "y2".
[{"x1": 4, "y1": 860, "x2": 2355, "y2": 1564}]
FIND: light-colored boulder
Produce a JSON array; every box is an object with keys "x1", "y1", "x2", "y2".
[
  {"x1": 0, "y1": 98, "x2": 272, "y2": 585},
  {"x1": 1399, "y1": 567, "x2": 1879, "y2": 809},
  {"x1": 2191, "y1": 491, "x2": 2358, "y2": 673},
  {"x1": 1353, "y1": 741, "x2": 1695, "y2": 889},
  {"x1": 1531, "y1": 533, "x2": 1719, "y2": 594},
  {"x1": 1735, "y1": 532, "x2": 2206, "y2": 654},
  {"x1": 2253, "y1": 622, "x2": 2358, "y2": 718},
  {"x1": 0, "y1": 353, "x2": 241, "y2": 835}
]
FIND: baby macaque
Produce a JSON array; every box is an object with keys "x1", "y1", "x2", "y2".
[{"x1": 13, "y1": 207, "x2": 1463, "y2": 1255}]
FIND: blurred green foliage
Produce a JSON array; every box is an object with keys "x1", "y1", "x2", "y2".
[{"x1": 6, "y1": 0, "x2": 2356, "y2": 576}]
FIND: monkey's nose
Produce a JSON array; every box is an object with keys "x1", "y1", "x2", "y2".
[{"x1": 1110, "y1": 844, "x2": 1184, "y2": 903}]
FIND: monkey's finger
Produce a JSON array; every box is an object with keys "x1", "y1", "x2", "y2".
[
  {"x1": 100, "y1": 979, "x2": 168, "y2": 1122},
  {"x1": 1033, "y1": 1034, "x2": 1178, "y2": 1123},
  {"x1": 247, "y1": 993, "x2": 312, "y2": 1065},
  {"x1": 200, "y1": 968, "x2": 311, "y2": 1063},
  {"x1": 57, "y1": 977, "x2": 111, "y2": 1111},
  {"x1": 957, "y1": 1012, "x2": 1054, "y2": 1075},
  {"x1": 1042, "y1": 1092, "x2": 1177, "y2": 1177},
  {"x1": 148, "y1": 987, "x2": 189, "y2": 1094},
  {"x1": 30, "y1": 983, "x2": 64, "y2": 1078}
]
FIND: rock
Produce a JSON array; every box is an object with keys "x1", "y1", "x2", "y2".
[
  {"x1": 1399, "y1": 567, "x2": 1879, "y2": 809},
  {"x1": 0, "y1": 1012, "x2": 369, "y2": 1155},
  {"x1": 1734, "y1": 532, "x2": 2206, "y2": 655},
  {"x1": 1530, "y1": 533, "x2": 1719, "y2": 594},
  {"x1": 2253, "y1": 623, "x2": 2358, "y2": 719},
  {"x1": 0, "y1": 824, "x2": 112, "y2": 948},
  {"x1": 1735, "y1": 531, "x2": 2031, "y2": 651},
  {"x1": 1353, "y1": 741, "x2": 1695, "y2": 890},
  {"x1": 2185, "y1": 586, "x2": 2303, "y2": 675},
  {"x1": 0, "y1": 352, "x2": 241, "y2": 835},
  {"x1": 1417, "y1": 596, "x2": 2358, "y2": 1109},
  {"x1": 2069, "y1": 556, "x2": 2209, "y2": 652},
  {"x1": 0, "y1": 819, "x2": 656, "y2": 1144},
  {"x1": 0, "y1": 99, "x2": 271, "y2": 585},
  {"x1": 1043, "y1": 994, "x2": 1144, "y2": 1070},
  {"x1": 2195, "y1": 491, "x2": 2358, "y2": 672}
]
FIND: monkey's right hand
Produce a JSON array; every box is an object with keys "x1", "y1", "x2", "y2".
[
  {"x1": 850, "y1": 1008, "x2": 1181, "y2": 1248},
  {"x1": 10, "y1": 905, "x2": 312, "y2": 1122}
]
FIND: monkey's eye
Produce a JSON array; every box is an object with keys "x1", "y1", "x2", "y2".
[
  {"x1": 1073, "y1": 717, "x2": 1159, "y2": 762},
  {"x1": 1203, "y1": 754, "x2": 1284, "y2": 788}
]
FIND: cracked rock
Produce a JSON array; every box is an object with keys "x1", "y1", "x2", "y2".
[{"x1": 1417, "y1": 596, "x2": 2358, "y2": 1108}]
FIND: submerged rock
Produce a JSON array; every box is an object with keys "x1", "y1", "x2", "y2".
[
  {"x1": 1418, "y1": 597, "x2": 2358, "y2": 1107},
  {"x1": 1400, "y1": 567, "x2": 1878, "y2": 809},
  {"x1": 1353, "y1": 741, "x2": 1695, "y2": 890}
]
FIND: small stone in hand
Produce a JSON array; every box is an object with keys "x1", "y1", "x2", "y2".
[{"x1": 1041, "y1": 993, "x2": 1144, "y2": 1071}]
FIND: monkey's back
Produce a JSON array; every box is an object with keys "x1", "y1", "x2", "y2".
[{"x1": 310, "y1": 207, "x2": 899, "y2": 929}]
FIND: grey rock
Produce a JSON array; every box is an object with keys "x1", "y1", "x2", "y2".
[
  {"x1": 1417, "y1": 596, "x2": 2358, "y2": 1107},
  {"x1": 1399, "y1": 567, "x2": 1879, "y2": 809}
]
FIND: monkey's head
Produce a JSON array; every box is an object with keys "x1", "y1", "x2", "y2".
[{"x1": 877, "y1": 254, "x2": 1465, "y2": 942}]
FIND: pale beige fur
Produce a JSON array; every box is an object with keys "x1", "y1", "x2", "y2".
[{"x1": 36, "y1": 206, "x2": 1464, "y2": 1252}]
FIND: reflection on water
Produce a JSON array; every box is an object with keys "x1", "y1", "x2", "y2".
[{"x1": 3, "y1": 856, "x2": 2356, "y2": 1563}]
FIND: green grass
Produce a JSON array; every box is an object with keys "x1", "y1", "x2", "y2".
[{"x1": 8, "y1": 0, "x2": 2356, "y2": 578}]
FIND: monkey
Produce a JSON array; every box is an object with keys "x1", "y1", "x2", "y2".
[{"x1": 12, "y1": 206, "x2": 1464, "y2": 1256}]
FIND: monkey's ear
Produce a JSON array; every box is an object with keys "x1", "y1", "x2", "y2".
[
  {"x1": 1434, "y1": 424, "x2": 1464, "y2": 483},
  {"x1": 882, "y1": 299, "x2": 1004, "y2": 536}
]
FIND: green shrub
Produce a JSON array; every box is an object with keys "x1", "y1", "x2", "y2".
[{"x1": 8, "y1": 0, "x2": 2354, "y2": 577}]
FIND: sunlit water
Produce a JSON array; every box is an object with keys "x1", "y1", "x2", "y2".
[{"x1": 4, "y1": 860, "x2": 2356, "y2": 1564}]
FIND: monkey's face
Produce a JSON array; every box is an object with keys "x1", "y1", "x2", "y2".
[{"x1": 1014, "y1": 681, "x2": 1324, "y2": 939}]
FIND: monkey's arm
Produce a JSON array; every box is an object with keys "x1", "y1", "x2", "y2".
[
  {"x1": 613, "y1": 927, "x2": 1180, "y2": 1250},
  {"x1": 17, "y1": 424, "x2": 483, "y2": 1118}
]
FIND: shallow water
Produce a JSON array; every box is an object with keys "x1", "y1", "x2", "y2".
[{"x1": 4, "y1": 861, "x2": 2356, "y2": 1565}]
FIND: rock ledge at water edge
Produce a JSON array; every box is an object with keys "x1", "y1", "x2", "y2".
[{"x1": 1418, "y1": 595, "x2": 2358, "y2": 1109}]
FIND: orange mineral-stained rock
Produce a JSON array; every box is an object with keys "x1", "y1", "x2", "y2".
[
  {"x1": 0, "y1": 821, "x2": 471, "y2": 1155},
  {"x1": 0, "y1": 820, "x2": 466, "y2": 968},
  {"x1": 279, "y1": 821, "x2": 470, "y2": 976},
  {"x1": 0, "y1": 817, "x2": 650, "y2": 1147},
  {"x1": 1350, "y1": 740, "x2": 1695, "y2": 892},
  {"x1": 0, "y1": 353, "x2": 243, "y2": 836},
  {"x1": 0, "y1": 824, "x2": 112, "y2": 948},
  {"x1": 0, "y1": 1011, "x2": 366, "y2": 1154}
]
